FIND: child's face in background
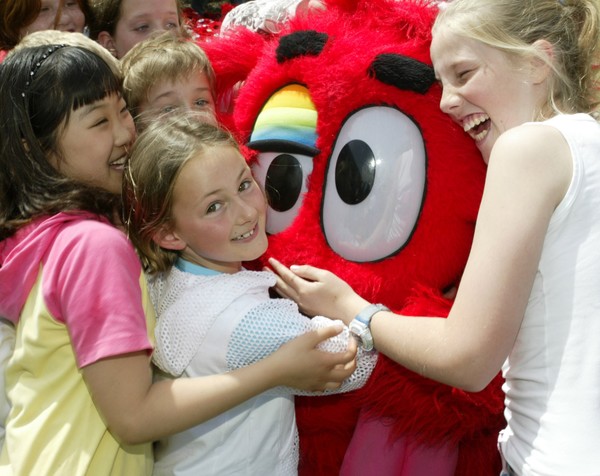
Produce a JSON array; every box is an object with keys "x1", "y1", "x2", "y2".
[
  {"x1": 105, "y1": 0, "x2": 180, "y2": 58},
  {"x1": 51, "y1": 94, "x2": 135, "y2": 195},
  {"x1": 20, "y1": 0, "x2": 85, "y2": 38},
  {"x1": 140, "y1": 70, "x2": 216, "y2": 121},
  {"x1": 166, "y1": 146, "x2": 268, "y2": 274}
]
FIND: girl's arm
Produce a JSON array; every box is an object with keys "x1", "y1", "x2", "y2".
[
  {"x1": 224, "y1": 299, "x2": 375, "y2": 396},
  {"x1": 82, "y1": 324, "x2": 356, "y2": 445},
  {"x1": 270, "y1": 123, "x2": 572, "y2": 392}
]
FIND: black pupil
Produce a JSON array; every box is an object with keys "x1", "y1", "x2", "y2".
[
  {"x1": 335, "y1": 140, "x2": 375, "y2": 205},
  {"x1": 264, "y1": 154, "x2": 303, "y2": 212}
]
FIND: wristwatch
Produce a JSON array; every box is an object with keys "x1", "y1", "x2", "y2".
[{"x1": 349, "y1": 303, "x2": 390, "y2": 351}]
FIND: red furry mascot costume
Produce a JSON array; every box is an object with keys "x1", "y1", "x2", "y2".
[{"x1": 202, "y1": 0, "x2": 505, "y2": 474}]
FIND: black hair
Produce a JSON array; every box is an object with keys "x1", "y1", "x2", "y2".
[{"x1": 0, "y1": 44, "x2": 123, "y2": 240}]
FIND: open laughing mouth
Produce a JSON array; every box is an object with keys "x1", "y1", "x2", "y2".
[{"x1": 463, "y1": 113, "x2": 490, "y2": 142}]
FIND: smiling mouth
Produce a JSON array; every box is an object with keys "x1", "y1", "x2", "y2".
[
  {"x1": 109, "y1": 155, "x2": 127, "y2": 169},
  {"x1": 463, "y1": 113, "x2": 490, "y2": 142},
  {"x1": 233, "y1": 227, "x2": 255, "y2": 241}
]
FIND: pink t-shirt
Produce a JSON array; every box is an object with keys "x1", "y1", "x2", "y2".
[
  {"x1": 0, "y1": 212, "x2": 152, "y2": 368},
  {"x1": 41, "y1": 217, "x2": 152, "y2": 367},
  {"x1": 0, "y1": 213, "x2": 154, "y2": 475}
]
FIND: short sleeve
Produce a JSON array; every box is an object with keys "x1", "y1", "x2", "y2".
[{"x1": 43, "y1": 220, "x2": 152, "y2": 368}]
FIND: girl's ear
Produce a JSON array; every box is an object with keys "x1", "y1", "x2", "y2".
[
  {"x1": 152, "y1": 226, "x2": 187, "y2": 251},
  {"x1": 96, "y1": 31, "x2": 118, "y2": 58},
  {"x1": 530, "y1": 39, "x2": 554, "y2": 85}
]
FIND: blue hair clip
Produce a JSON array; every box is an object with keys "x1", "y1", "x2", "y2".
[{"x1": 558, "y1": 0, "x2": 566, "y2": 5}]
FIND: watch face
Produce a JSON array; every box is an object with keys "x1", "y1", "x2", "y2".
[
  {"x1": 349, "y1": 326, "x2": 363, "y2": 339},
  {"x1": 350, "y1": 319, "x2": 374, "y2": 350}
]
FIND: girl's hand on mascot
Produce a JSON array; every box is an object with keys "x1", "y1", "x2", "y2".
[
  {"x1": 267, "y1": 258, "x2": 370, "y2": 325},
  {"x1": 272, "y1": 325, "x2": 357, "y2": 391}
]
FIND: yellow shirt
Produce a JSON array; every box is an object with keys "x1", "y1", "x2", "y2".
[{"x1": 0, "y1": 272, "x2": 155, "y2": 476}]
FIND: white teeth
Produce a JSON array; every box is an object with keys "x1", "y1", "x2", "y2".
[
  {"x1": 234, "y1": 228, "x2": 254, "y2": 241},
  {"x1": 463, "y1": 113, "x2": 489, "y2": 133},
  {"x1": 110, "y1": 156, "x2": 126, "y2": 167},
  {"x1": 471, "y1": 129, "x2": 488, "y2": 142},
  {"x1": 462, "y1": 113, "x2": 490, "y2": 141}
]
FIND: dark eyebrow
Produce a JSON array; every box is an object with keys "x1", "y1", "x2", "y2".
[
  {"x1": 276, "y1": 31, "x2": 328, "y2": 64},
  {"x1": 78, "y1": 100, "x2": 110, "y2": 117},
  {"x1": 368, "y1": 53, "x2": 436, "y2": 94}
]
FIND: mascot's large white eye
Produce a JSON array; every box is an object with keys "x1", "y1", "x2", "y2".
[
  {"x1": 322, "y1": 106, "x2": 426, "y2": 262},
  {"x1": 252, "y1": 152, "x2": 314, "y2": 234}
]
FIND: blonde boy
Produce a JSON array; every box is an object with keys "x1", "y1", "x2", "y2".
[{"x1": 121, "y1": 32, "x2": 217, "y2": 129}]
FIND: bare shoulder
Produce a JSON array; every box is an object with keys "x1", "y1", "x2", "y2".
[
  {"x1": 489, "y1": 122, "x2": 572, "y2": 206},
  {"x1": 495, "y1": 122, "x2": 569, "y2": 161}
]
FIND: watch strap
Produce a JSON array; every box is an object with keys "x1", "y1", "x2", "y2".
[{"x1": 349, "y1": 303, "x2": 390, "y2": 351}]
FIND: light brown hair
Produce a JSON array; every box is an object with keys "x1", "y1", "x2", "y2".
[
  {"x1": 121, "y1": 31, "x2": 216, "y2": 120},
  {"x1": 123, "y1": 113, "x2": 239, "y2": 274}
]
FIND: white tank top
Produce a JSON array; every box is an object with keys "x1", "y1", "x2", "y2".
[{"x1": 500, "y1": 114, "x2": 600, "y2": 475}]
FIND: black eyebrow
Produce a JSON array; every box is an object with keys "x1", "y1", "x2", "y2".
[
  {"x1": 368, "y1": 53, "x2": 436, "y2": 94},
  {"x1": 276, "y1": 31, "x2": 328, "y2": 64}
]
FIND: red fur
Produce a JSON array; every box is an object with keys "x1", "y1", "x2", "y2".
[{"x1": 203, "y1": 1, "x2": 505, "y2": 474}]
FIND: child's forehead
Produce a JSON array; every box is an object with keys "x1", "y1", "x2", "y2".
[
  {"x1": 190, "y1": 144, "x2": 242, "y2": 162},
  {"x1": 145, "y1": 69, "x2": 211, "y2": 96},
  {"x1": 149, "y1": 66, "x2": 207, "y2": 84},
  {"x1": 120, "y1": 0, "x2": 179, "y2": 17},
  {"x1": 181, "y1": 146, "x2": 242, "y2": 173}
]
